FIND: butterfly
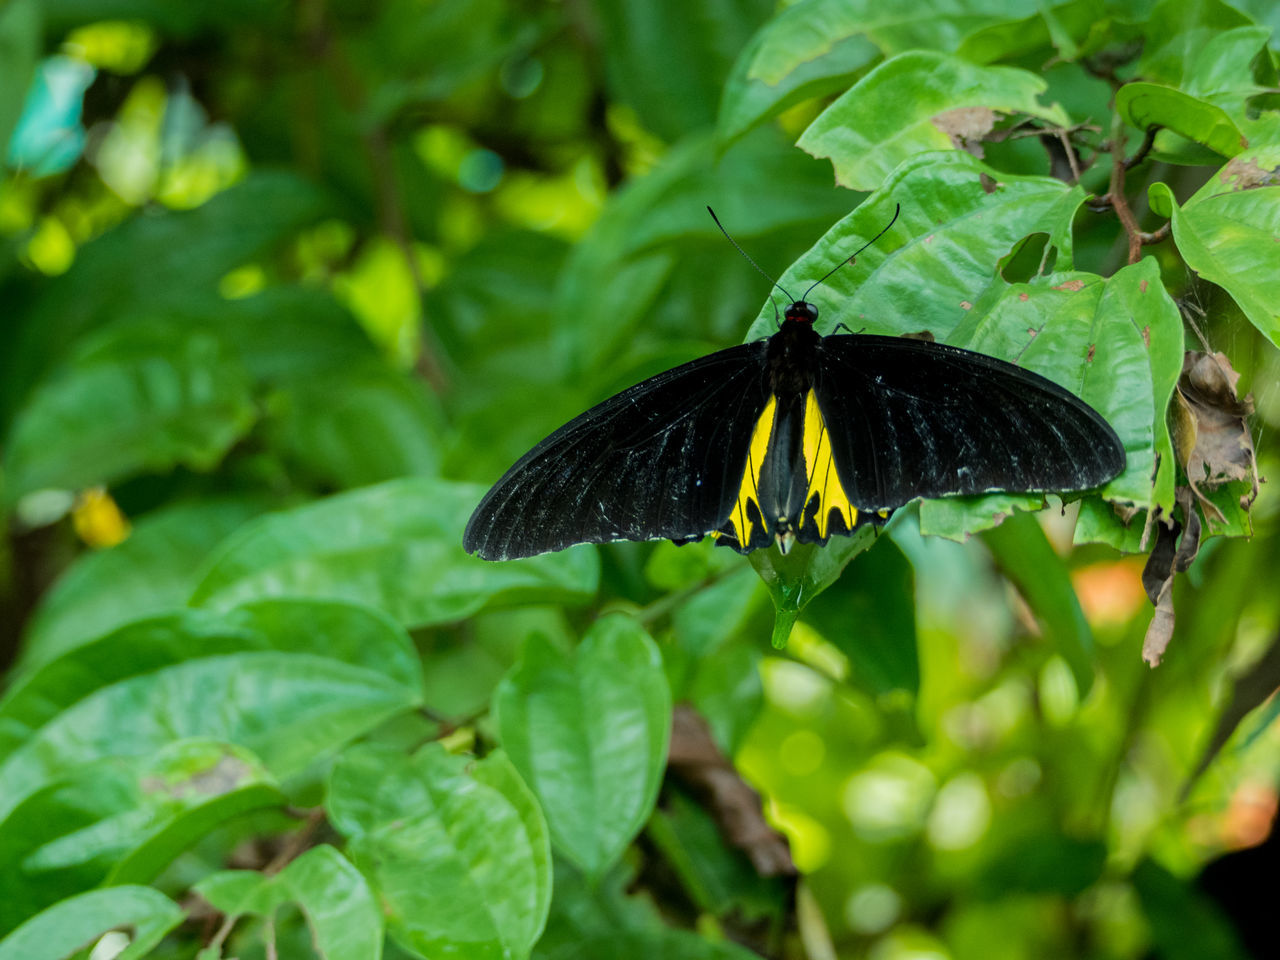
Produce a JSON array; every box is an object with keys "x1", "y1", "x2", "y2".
[{"x1": 464, "y1": 213, "x2": 1126, "y2": 561}]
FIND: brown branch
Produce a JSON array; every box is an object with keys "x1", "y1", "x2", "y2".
[
  {"x1": 1140, "y1": 221, "x2": 1172, "y2": 246},
  {"x1": 1106, "y1": 116, "x2": 1144, "y2": 264},
  {"x1": 1125, "y1": 125, "x2": 1160, "y2": 170}
]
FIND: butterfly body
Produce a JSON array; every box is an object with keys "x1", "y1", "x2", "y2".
[{"x1": 464, "y1": 300, "x2": 1125, "y2": 561}]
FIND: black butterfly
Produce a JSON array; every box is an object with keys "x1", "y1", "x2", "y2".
[{"x1": 464, "y1": 220, "x2": 1125, "y2": 561}]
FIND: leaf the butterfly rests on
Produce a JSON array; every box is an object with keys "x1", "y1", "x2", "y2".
[{"x1": 463, "y1": 298, "x2": 1125, "y2": 561}]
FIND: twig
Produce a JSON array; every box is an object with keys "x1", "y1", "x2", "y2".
[
  {"x1": 1125, "y1": 125, "x2": 1160, "y2": 170},
  {"x1": 1106, "y1": 115, "x2": 1144, "y2": 264},
  {"x1": 1140, "y1": 221, "x2": 1171, "y2": 245},
  {"x1": 264, "y1": 807, "x2": 326, "y2": 875}
]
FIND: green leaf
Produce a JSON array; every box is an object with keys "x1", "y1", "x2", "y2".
[
  {"x1": 0, "y1": 886, "x2": 183, "y2": 960},
  {"x1": 189, "y1": 477, "x2": 600, "y2": 627},
  {"x1": 956, "y1": 0, "x2": 1109, "y2": 63},
  {"x1": 0, "y1": 0, "x2": 39, "y2": 161},
  {"x1": 799, "y1": 534, "x2": 919, "y2": 697},
  {"x1": 646, "y1": 789, "x2": 788, "y2": 922},
  {"x1": 0, "y1": 740, "x2": 283, "y2": 935},
  {"x1": 1152, "y1": 158, "x2": 1280, "y2": 346},
  {"x1": 493, "y1": 614, "x2": 672, "y2": 878},
  {"x1": 1133, "y1": 858, "x2": 1252, "y2": 960},
  {"x1": 717, "y1": 1, "x2": 879, "y2": 147},
  {"x1": 194, "y1": 846, "x2": 383, "y2": 960},
  {"x1": 976, "y1": 832, "x2": 1106, "y2": 897},
  {"x1": 20, "y1": 498, "x2": 269, "y2": 672},
  {"x1": 263, "y1": 362, "x2": 441, "y2": 488},
  {"x1": 3, "y1": 321, "x2": 257, "y2": 502},
  {"x1": 749, "y1": 527, "x2": 877, "y2": 648},
  {"x1": 328, "y1": 743, "x2": 551, "y2": 960},
  {"x1": 557, "y1": 126, "x2": 853, "y2": 377},
  {"x1": 0, "y1": 599, "x2": 422, "y2": 821},
  {"x1": 1136, "y1": 0, "x2": 1253, "y2": 88},
  {"x1": 948, "y1": 261, "x2": 1181, "y2": 512},
  {"x1": 981, "y1": 511, "x2": 1093, "y2": 693},
  {"x1": 798, "y1": 51, "x2": 1070, "y2": 191},
  {"x1": 746, "y1": 151, "x2": 1083, "y2": 343},
  {"x1": 587, "y1": 0, "x2": 772, "y2": 141},
  {"x1": 2, "y1": 171, "x2": 331, "y2": 425},
  {"x1": 539, "y1": 928, "x2": 761, "y2": 960},
  {"x1": 1183, "y1": 25, "x2": 1275, "y2": 122},
  {"x1": 1115, "y1": 82, "x2": 1247, "y2": 159}
]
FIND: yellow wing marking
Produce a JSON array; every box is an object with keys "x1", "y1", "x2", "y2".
[
  {"x1": 726, "y1": 395, "x2": 776, "y2": 546},
  {"x1": 801, "y1": 390, "x2": 857, "y2": 539}
]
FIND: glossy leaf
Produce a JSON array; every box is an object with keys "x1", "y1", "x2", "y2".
[
  {"x1": 1152, "y1": 157, "x2": 1280, "y2": 346},
  {"x1": 1115, "y1": 82, "x2": 1246, "y2": 159},
  {"x1": 798, "y1": 51, "x2": 1070, "y2": 191},
  {"x1": 0, "y1": 0, "x2": 39, "y2": 162},
  {"x1": 0, "y1": 600, "x2": 422, "y2": 821},
  {"x1": 493, "y1": 614, "x2": 671, "y2": 878},
  {"x1": 0, "y1": 886, "x2": 183, "y2": 960},
  {"x1": 1136, "y1": 0, "x2": 1253, "y2": 88},
  {"x1": 189, "y1": 477, "x2": 600, "y2": 627},
  {"x1": 20, "y1": 497, "x2": 269, "y2": 671},
  {"x1": 717, "y1": 0, "x2": 879, "y2": 146},
  {"x1": 746, "y1": 151, "x2": 1084, "y2": 343},
  {"x1": 3, "y1": 321, "x2": 257, "y2": 501},
  {"x1": 194, "y1": 845, "x2": 383, "y2": 960},
  {"x1": 0, "y1": 740, "x2": 282, "y2": 935},
  {"x1": 328, "y1": 743, "x2": 551, "y2": 960}
]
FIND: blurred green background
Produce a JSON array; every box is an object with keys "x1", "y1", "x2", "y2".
[{"x1": 2, "y1": 1, "x2": 1280, "y2": 959}]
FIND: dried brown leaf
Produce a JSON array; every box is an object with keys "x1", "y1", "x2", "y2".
[
  {"x1": 932, "y1": 106, "x2": 997, "y2": 151},
  {"x1": 1141, "y1": 487, "x2": 1201, "y2": 667},
  {"x1": 1174, "y1": 351, "x2": 1259, "y2": 523},
  {"x1": 668, "y1": 705, "x2": 795, "y2": 877}
]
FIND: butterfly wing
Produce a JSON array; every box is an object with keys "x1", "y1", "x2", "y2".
[
  {"x1": 464, "y1": 342, "x2": 772, "y2": 560},
  {"x1": 810, "y1": 334, "x2": 1125, "y2": 513}
]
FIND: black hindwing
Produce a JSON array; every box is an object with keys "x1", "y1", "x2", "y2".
[
  {"x1": 812, "y1": 334, "x2": 1126, "y2": 510},
  {"x1": 464, "y1": 343, "x2": 772, "y2": 560}
]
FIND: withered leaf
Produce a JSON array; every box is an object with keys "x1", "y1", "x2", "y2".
[
  {"x1": 1141, "y1": 487, "x2": 1202, "y2": 667},
  {"x1": 668, "y1": 704, "x2": 795, "y2": 877},
  {"x1": 933, "y1": 106, "x2": 996, "y2": 156},
  {"x1": 1173, "y1": 351, "x2": 1259, "y2": 523}
]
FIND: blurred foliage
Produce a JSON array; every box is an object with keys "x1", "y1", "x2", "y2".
[{"x1": 1, "y1": 1, "x2": 1279, "y2": 959}]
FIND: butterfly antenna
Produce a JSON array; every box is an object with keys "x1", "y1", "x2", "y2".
[
  {"x1": 802, "y1": 203, "x2": 901, "y2": 302},
  {"x1": 707, "y1": 206, "x2": 796, "y2": 303}
]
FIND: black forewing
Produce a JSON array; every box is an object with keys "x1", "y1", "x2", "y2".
[
  {"x1": 464, "y1": 342, "x2": 772, "y2": 560},
  {"x1": 813, "y1": 334, "x2": 1125, "y2": 509}
]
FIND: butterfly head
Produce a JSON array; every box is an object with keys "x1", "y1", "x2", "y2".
[{"x1": 784, "y1": 300, "x2": 819, "y2": 325}]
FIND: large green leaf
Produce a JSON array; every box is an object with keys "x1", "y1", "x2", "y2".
[
  {"x1": 19, "y1": 498, "x2": 270, "y2": 672},
  {"x1": 189, "y1": 477, "x2": 599, "y2": 626},
  {"x1": 0, "y1": 886, "x2": 183, "y2": 960},
  {"x1": 1136, "y1": 0, "x2": 1253, "y2": 88},
  {"x1": 328, "y1": 743, "x2": 551, "y2": 960},
  {"x1": 0, "y1": 599, "x2": 422, "y2": 821},
  {"x1": 0, "y1": 740, "x2": 282, "y2": 936},
  {"x1": 493, "y1": 614, "x2": 672, "y2": 878},
  {"x1": 3, "y1": 321, "x2": 257, "y2": 501},
  {"x1": 946, "y1": 260, "x2": 1181, "y2": 513},
  {"x1": 798, "y1": 51, "x2": 1070, "y2": 191},
  {"x1": 746, "y1": 151, "x2": 1083, "y2": 342},
  {"x1": 1115, "y1": 82, "x2": 1247, "y2": 159},
  {"x1": 717, "y1": 0, "x2": 879, "y2": 147},
  {"x1": 1132, "y1": 858, "x2": 1252, "y2": 960},
  {"x1": 1151, "y1": 151, "x2": 1280, "y2": 346},
  {"x1": 0, "y1": 0, "x2": 39, "y2": 162},
  {"x1": 194, "y1": 845, "x2": 383, "y2": 960},
  {"x1": 1, "y1": 171, "x2": 331, "y2": 425}
]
